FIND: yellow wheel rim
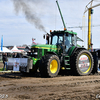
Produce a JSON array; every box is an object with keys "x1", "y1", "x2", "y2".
[
  {"x1": 78, "y1": 53, "x2": 92, "y2": 74},
  {"x1": 50, "y1": 59, "x2": 58, "y2": 74}
]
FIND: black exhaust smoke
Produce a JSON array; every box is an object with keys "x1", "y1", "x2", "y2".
[{"x1": 11, "y1": 0, "x2": 47, "y2": 33}]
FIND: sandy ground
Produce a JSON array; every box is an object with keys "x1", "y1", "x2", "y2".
[
  {"x1": 0, "y1": 62, "x2": 3, "y2": 69},
  {"x1": 0, "y1": 62, "x2": 100, "y2": 100}
]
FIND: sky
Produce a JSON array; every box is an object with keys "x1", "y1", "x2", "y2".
[{"x1": 0, "y1": 0, "x2": 100, "y2": 48}]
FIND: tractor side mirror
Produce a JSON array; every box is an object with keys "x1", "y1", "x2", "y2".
[
  {"x1": 43, "y1": 35, "x2": 45, "y2": 39},
  {"x1": 66, "y1": 32, "x2": 68, "y2": 36},
  {"x1": 64, "y1": 45, "x2": 66, "y2": 49},
  {"x1": 72, "y1": 34, "x2": 74, "y2": 37}
]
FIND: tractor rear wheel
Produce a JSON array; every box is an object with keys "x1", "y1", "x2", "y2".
[
  {"x1": 39, "y1": 54, "x2": 60, "y2": 77},
  {"x1": 71, "y1": 50, "x2": 94, "y2": 75}
]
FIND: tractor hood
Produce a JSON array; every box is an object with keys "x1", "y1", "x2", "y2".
[
  {"x1": 31, "y1": 44, "x2": 60, "y2": 56},
  {"x1": 31, "y1": 44, "x2": 63, "y2": 57},
  {"x1": 31, "y1": 44, "x2": 57, "y2": 51}
]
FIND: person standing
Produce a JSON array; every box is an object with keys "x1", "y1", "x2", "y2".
[
  {"x1": 2, "y1": 53, "x2": 8, "y2": 71},
  {"x1": 13, "y1": 53, "x2": 17, "y2": 58}
]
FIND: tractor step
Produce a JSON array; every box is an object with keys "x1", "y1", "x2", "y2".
[
  {"x1": 64, "y1": 56, "x2": 70, "y2": 65},
  {"x1": 64, "y1": 56, "x2": 71, "y2": 70}
]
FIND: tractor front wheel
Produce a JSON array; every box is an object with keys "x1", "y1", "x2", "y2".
[{"x1": 39, "y1": 54, "x2": 60, "y2": 77}]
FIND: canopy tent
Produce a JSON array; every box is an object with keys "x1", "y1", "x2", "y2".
[
  {"x1": 0, "y1": 47, "x2": 12, "y2": 53},
  {"x1": 11, "y1": 45, "x2": 21, "y2": 53}
]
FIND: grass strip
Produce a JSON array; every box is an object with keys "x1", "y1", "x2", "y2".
[{"x1": 0, "y1": 68, "x2": 4, "y2": 71}]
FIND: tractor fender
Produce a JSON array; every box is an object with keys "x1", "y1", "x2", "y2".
[
  {"x1": 69, "y1": 47, "x2": 86, "y2": 57},
  {"x1": 39, "y1": 52, "x2": 59, "y2": 65},
  {"x1": 46, "y1": 52, "x2": 61, "y2": 63}
]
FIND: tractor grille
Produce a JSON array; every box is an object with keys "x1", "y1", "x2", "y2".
[
  {"x1": 44, "y1": 49, "x2": 48, "y2": 54},
  {"x1": 32, "y1": 54, "x2": 38, "y2": 58},
  {"x1": 31, "y1": 48, "x2": 38, "y2": 58},
  {"x1": 32, "y1": 48, "x2": 38, "y2": 52},
  {"x1": 38, "y1": 49, "x2": 42, "y2": 58},
  {"x1": 31, "y1": 48, "x2": 48, "y2": 58}
]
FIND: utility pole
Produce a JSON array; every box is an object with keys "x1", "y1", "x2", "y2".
[{"x1": 84, "y1": 0, "x2": 100, "y2": 51}]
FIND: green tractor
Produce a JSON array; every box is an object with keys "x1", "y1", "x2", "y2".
[{"x1": 20, "y1": 0, "x2": 98, "y2": 77}]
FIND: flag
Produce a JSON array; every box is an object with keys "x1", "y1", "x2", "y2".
[
  {"x1": 1, "y1": 35, "x2": 3, "y2": 51},
  {"x1": 32, "y1": 38, "x2": 36, "y2": 45}
]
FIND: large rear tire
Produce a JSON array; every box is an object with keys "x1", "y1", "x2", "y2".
[
  {"x1": 39, "y1": 54, "x2": 60, "y2": 77},
  {"x1": 71, "y1": 50, "x2": 94, "y2": 76}
]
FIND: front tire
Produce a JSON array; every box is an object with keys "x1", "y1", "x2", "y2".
[{"x1": 39, "y1": 54, "x2": 60, "y2": 77}]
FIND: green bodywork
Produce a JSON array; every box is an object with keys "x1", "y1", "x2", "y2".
[
  {"x1": 66, "y1": 30, "x2": 77, "y2": 35},
  {"x1": 31, "y1": 38, "x2": 77, "y2": 68},
  {"x1": 68, "y1": 46, "x2": 76, "y2": 56},
  {"x1": 31, "y1": 44, "x2": 62, "y2": 65}
]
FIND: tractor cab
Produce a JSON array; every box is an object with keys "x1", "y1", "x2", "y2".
[{"x1": 46, "y1": 30, "x2": 77, "y2": 54}]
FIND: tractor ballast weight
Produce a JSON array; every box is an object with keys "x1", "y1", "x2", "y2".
[{"x1": 20, "y1": 1, "x2": 98, "y2": 77}]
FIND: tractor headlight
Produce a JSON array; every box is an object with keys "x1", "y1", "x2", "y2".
[{"x1": 33, "y1": 52, "x2": 38, "y2": 55}]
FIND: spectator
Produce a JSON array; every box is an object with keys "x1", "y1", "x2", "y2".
[
  {"x1": 46, "y1": 33, "x2": 49, "y2": 44},
  {"x1": 13, "y1": 53, "x2": 22, "y2": 58},
  {"x1": 2, "y1": 53, "x2": 8, "y2": 71},
  {"x1": 13, "y1": 53, "x2": 17, "y2": 58}
]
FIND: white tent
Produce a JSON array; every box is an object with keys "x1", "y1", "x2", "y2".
[
  {"x1": 0, "y1": 47, "x2": 12, "y2": 53},
  {"x1": 11, "y1": 45, "x2": 21, "y2": 53}
]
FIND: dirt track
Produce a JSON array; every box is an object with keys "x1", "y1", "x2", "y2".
[
  {"x1": 0, "y1": 62, "x2": 100, "y2": 100},
  {"x1": 0, "y1": 71, "x2": 100, "y2": 100}
]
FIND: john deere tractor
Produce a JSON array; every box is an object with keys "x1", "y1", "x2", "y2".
[{"x1": 20, "y1": 1, "x2": 98, "y2": 77}]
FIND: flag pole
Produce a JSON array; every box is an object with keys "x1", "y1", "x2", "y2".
[{"x1": 1, "y1": 35, "x2": 3, "y2": 51}]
